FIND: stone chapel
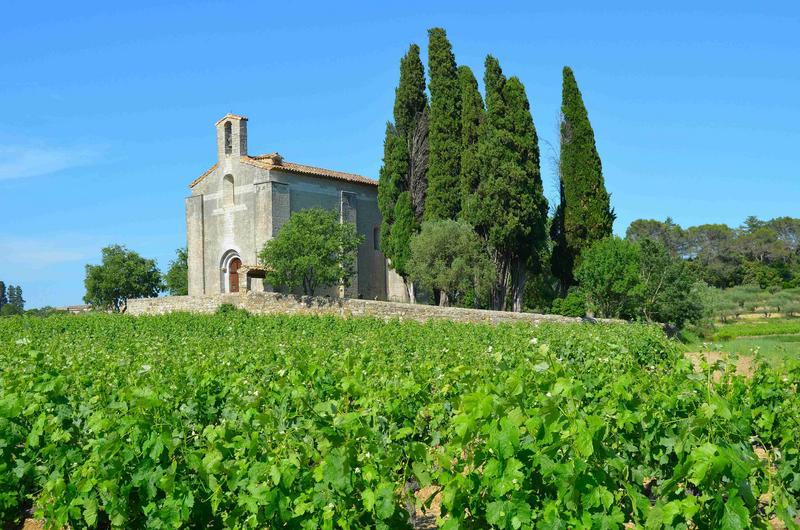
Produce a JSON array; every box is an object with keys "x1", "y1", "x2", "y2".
[{"x1": 186, "y1": 114, "x2": 408, "y2": 300}]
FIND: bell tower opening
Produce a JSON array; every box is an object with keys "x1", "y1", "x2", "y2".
[
  {"x1": 224, "y1": 122, "x2": 232, "y2": 154},
  {"x1": 215, "y1": 114, "x2": 248, "y2": 161}
]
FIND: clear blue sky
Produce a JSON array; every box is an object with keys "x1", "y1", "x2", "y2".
[{"x1": 1, "y1": 1, "x2": 798, "y2": 308}]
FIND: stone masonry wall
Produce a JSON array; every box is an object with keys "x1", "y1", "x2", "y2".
[{"x1": 127, "y1": 292, "x2": 622, "y2": 326}]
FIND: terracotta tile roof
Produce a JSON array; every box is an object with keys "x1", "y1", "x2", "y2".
[
  {"x1": 189, "y1": 154, "x2": 376, "y2": 189},
  {"x1": 189, "y1": 163, "x2": 218, "y2": 188},
  {"x1": 244, "y1": 154, "x2": 377, "y2": 186}
]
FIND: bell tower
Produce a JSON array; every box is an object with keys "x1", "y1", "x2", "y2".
[{"x1": 215, "y1": 114, "x2": 248, "y2": 161}]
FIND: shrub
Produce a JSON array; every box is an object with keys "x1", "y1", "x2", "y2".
[{"x1": 550, "y1": 289, "x2": 586, "y2": 317}]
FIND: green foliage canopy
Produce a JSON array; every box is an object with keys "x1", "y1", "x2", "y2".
[
  {"x1": 424, "y1": 27, "x2": 461, "y2": 221},
  {"x1": 83, "y1": 245, "x2": 163, "y2": 312},
  {"x1": 575, "y1": 237, "x2": 641, "y2": 319},
  {"x1": 457, "y1": 65, "x2": 484, "y2": 214},
  {"x1": 378, "y1": 44, "x2": 427, "y2": 279},
  {"x1": 408, "y1": 220, "x2": 495, "y2": 306},
  {"x1": 575, "y1": 237, "x2": 705, "y2": 327},
  {"x1": 551, "y1": 66, "x2": 614, "y2": 291},
  {"x1": 164, "y1": 247, "x2": 189, "y2": 296},
  {"x1": 463, "y1": 56, "x2": 548, "y2": 310},
  {"x1": 0, "y1": 285, "x2": 24, "y2": 316},
  {"x1": 258, "y1": 208, "x2": 363, "y2": 296}
]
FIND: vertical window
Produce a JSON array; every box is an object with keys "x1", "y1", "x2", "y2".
[
  {"x1": 373, "y1": 226, "x2": 380, "y2": 251},
  {"x1": 224, "y1": 121, "x2": 232, "y2": 154},
  {"x1": 223, "y1": 174, "x2": 234, "y2": 207}
]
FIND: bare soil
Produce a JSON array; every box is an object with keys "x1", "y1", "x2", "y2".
[{"x1": 685, "y1": 350, "x2": 756, "y2": 378}]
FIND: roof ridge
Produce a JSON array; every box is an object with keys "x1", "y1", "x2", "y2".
[
  {"x1": 190, "y1": 156, "x2": 376, "y2": 189},
  {"x1": 243, "y1": 154, "x2": 376, "y2": 186}
]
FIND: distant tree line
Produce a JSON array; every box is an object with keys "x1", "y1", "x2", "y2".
[
  {"x1": 626, "y1": 216, "x2": 800, "y2": 289},
  {"x1": 0, "y1": 281, "x2": 25, "y2": 316}
]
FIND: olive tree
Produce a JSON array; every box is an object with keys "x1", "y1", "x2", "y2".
[{"x1": 408, "y1": 220, "x2": 495, "y2": 307}]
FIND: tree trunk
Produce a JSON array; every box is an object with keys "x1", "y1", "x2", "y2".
[
  {"x1": 439, "y1": 291, "x2": 450, "y2": 307},
  {"x1": 406, "y1": 279, "x2": 416, "y2": 304},
  {"x1": 491, "y1": 254, "x2": 510, "y2": 311},
  {"x1": 510, "y1": 258, "x2": 527, "y2": 313}
]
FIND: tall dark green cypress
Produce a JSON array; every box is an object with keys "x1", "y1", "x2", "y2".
[
  {"x1": 377, "y1": 44, "x2": 427, "y2": 299},
  {"x1": 377, "y1": 124, "x2": 408, "y2": 264},
  {"x1": 393, "y1": 44, "x2": 428, "y2": 141},
  {"x1": 0, "y1": 281, "x2": 6, "y2": 311},
  {"x1": 458, "y1": 65, "x2": 484, "y2": 214},
  {"x1": 465, "y1": 56, "x2": 548, "y2": 311},
  {"x1": 551, "y1": 66, "x2": 614, "y2": 292},
  {"x1": 13, "y1": 286, "x2": 24, "y2": 312},
  {"x1": 6, "y1": 285, "x2": 19, "y2": 313},
  {"x1": 424, "y1": 28, "x2": 461, "y2": 221}
]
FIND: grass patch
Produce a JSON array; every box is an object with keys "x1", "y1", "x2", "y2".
[
  {"x1": 699, "y1": 335, "x2": 800, "y2": 369},
  {"x1": 712, "y1": 317, "x2": 800, "y2": 341}
]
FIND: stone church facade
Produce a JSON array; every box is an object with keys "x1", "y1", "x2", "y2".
[{"x1": 186, "y1": 114, "x2": 408, "y2": 301}]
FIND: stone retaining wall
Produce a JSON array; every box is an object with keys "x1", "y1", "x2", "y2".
[{"x1": 127, "y1": 292, "x2": 622, "y2": 326}]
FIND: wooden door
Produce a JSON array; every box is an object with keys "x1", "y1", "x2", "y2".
[{"x1": 229, "y1": 258, "x2": 241, "y2": 293}]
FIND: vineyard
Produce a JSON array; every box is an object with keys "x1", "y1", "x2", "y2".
[{"x1": 0, "y1": 312, "x2": 798, "y2": 529}]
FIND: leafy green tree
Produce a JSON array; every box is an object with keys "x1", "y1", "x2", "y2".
[
  {"x1": 165, "y1": 247, "x2": 189, "y2": 296},
  {"x1": 637, "y1": 239, "x2": 706, "y2": 329},
  {"x1": 458, "y1": 65, "x2": 484, "y2": 214},
  {"x1": 464, "y1": 56, "x2": 548, "y2": 311},
  {"x1": 575, "y1": 238, "x2": 640, "y2": 319},
  {"x1": 424, "y1": 27, "x2": 461, "y2": 221},
  {"x1": 378, "y1": 44, "x2": 428, "y2": 299},
  {"x1": 626, "y1": 218, "x2": 686, "y2": 257},
  {"x1": 741, "y1": 260, "x2": 783, "y2": 289},
  {"x1": 685, "y1": 224, "x2": 743, "y2": 288},
  {"x1": 84, "y1": 245, "x2": 163, "y2": 312},
  {"x1": 766, "y1": 216, "x2": 800, "y2": 254},
  {"x1": 259, "y1": 208, "x2": 363, "y2": 296},
  {"x1": 551, "y1": 67, "x2": 614, "y2": 293},
  {"x1": 408, "y1": 220, "x2": 495, "y2": 307},
  {"x1": 0, "y1": 281, "x2": 6, "y2": 312}
]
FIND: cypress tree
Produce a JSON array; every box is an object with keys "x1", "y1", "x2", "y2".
[
  {"x1": 424, "y1": 27, "x2": 461, "y2": 221},
  {"x1": 551, "y1": 66, "x2": 614, "y2": 292},
  {"x1": 458, "y1": 65, "x2": 484, "y2": 214},
  {"x1": 0, "y1": 281, "x2": 6, "y2": 311},
  {"x1": 378, "y1": 123, "x2": 408, "y2": 261},
  {"x1": 503, "y1": 76, "x2": 548, "y2": 311},
  {"x1": 13, "y1": 286, "x2": 24, "y2": 312},
  {"x1": 6, "y1": 285, "x2": 20, "y2": 314},
  {"x1": 465, "y1": 56, "x2": 548, "y2": 311},
  {"x1": 393, "y1": 44, "x2": 427, "y2": 141},
  {"x1": 377, "y1": 44, "x2": 427, "y2": 300}
]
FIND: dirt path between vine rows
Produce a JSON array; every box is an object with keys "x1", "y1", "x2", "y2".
[{"x1": 684, "y1": 350, "x2": 756, "y2": 377}]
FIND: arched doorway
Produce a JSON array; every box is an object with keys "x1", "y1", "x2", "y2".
[
  {"x1": 228, "y1": 257, "x2": 242, "y2": 293},
  {"x1": 220, "y1": 250, "x2": 242, "y2": 294}
]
